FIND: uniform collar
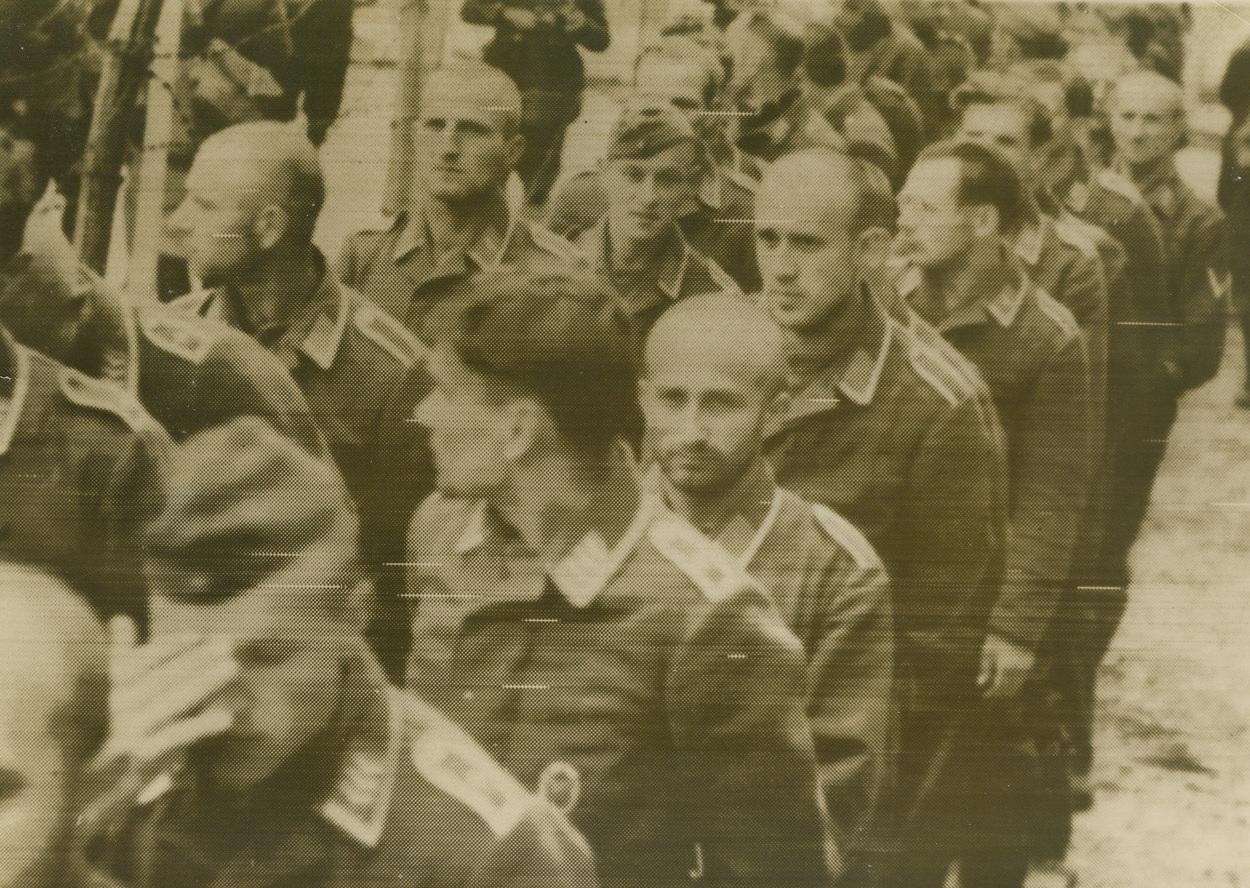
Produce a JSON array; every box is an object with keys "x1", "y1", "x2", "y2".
[
  {"x1": 1012, "y1": 216, "x2": 1048, "y2": 267},
  {"x1": 1113, "y1": 154, "x2": 1179, "y2": 218},
  {"x1": 454, "y1": 489, "x2": 664, "y2": 609},
  {"x1": 645, "y1": 459, "x2": 780, "y2": 566},
  {"x1": 588, "y1": 218, "x2": 693, "y2": 306},
  {"x1": 899, "y1": 255, "x2": 1027, "y2": 331},
  {"x1": 773, "y1": 290, "x2": 893, "y2": 434},
  {"x1": 392, "y1": 197, "x2": 516, "y2": 269},
  {"x1": 0, "y1": 331, "x2": 30, "y2": 456},
  {"x1": 134, "y1": 649, "x2": 401, "y2": 849},
  {"x1": 271, "y1": 256, "x2": 352, "y2": 371}
]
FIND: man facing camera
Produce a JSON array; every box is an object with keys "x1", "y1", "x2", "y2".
[
  {"x1": 83, "y1": 418, "x2": 596, "y2": 888},
  {"x1": 638, "y1": 293, "x2": 894, "y2": 869},
  {"x1": 406, "y1": 269, "x2": 840, "y2": 888},
  {"x1": 572, "y1": 100, "x2": 741, "y2": 353}
]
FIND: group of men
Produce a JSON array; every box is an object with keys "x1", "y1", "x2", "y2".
[{"x1": 0, "y1": 3, "x2": 1236, "y2": 888}]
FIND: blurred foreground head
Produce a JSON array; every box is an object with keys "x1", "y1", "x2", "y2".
[
  {"x1": 144, "y1": 417, "x2": 365, "y2": 794},
  {"x1": 0, "y1": 563, "x2": 107, "y2": 888}
]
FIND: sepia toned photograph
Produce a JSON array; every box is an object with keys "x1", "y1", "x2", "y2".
[{"x1": 0, "y1": 0, "x2": 1246, "y2": 886}]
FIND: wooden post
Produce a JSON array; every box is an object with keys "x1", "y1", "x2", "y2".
[
  {"x1": 128, "y1": 0, "x2": 185, "y2": 304},
  {"x1": 74, "y1": 0, "x2": 166, "y2": 274}
]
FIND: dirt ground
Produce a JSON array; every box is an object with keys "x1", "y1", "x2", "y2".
[{"x1": 317, "y1": 8, "x2": 1250, "y2": 885}]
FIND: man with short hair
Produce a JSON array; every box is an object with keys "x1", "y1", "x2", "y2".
[
  {"x1": 895, "y1": 140, "x2": 1095, "y2": 887},
  {"x1": 407, "y1": 269, "x2": 840, "y2": 888},
  {"x1": 1111, "y1": 71, "x2": 1227, "y2": 393},
  {"x1": 168, "y1": 121, "x2": 430, "y2": 675},
  {"x1": 83, "y1": 417, "x2": 596, "y2": 888},
  {"x1": 572, "y1": 99, "x2": 741, "y2": 351},
  {"x1": 754, "y1": 149, "x2": 1007, "y2": 883},
  {"x1": 545, "y1": 42, "x2": 762, "y2": 291},
  {"x1": 0, "y1": 564, "x2": 109, "y2": 888},
  {"x1": 638, "y1": 292, "x2": 894, "y2": 864},
  {"x1": 338, "y1": 65, "x2": 583, "y2": 333}
]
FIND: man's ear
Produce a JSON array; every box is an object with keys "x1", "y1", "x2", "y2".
[
  {"x1": 502, "y1": 397, "x2": 543, "y2": 463},
  {"x1": 972, "y1": 204, "x2": 999, "y2": 240},
  {"x1": 253, "y1": 204, "x2": 289, "y2": 252}
]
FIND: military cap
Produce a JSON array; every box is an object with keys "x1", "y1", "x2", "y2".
[
  {"x1": 424, "y1": 268, "x2": 635, "y2": 456},
  {"x1": 145, "y1": 416, "x2": 358, "y2": 597},
  {"x1": 991, "y1": 2, "x2": 1064, "y2": 47},
  {"x1": 605, "y1": 98, "x2": 700, "y2": 162}
]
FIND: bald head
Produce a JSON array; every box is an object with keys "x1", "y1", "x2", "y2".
[
  {"x1": 758, "y1": 149, "x2": 896, "y2": 239},
  {"x1": 645, "y1": 293, "x2": 784, "y2": 396},
  {"x1": 640, "y1": 294, "x2": 786, "y2": 496},
  {"x1": 196, "y1": 121, "x2": 325, "y2": 240},
  {"x1": 0, "y1": 564, "x2": 107, "y2": 888},
  {"x1": 421, "y1": 64, "x2": 523, "y2": 139},
  {"x1": 1109, "y1": 69, "x2": 1185, "y2": 167}
]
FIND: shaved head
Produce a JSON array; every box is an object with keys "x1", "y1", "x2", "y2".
[
  {"x1": 1111, "y1": 70, "x2": 1184, "y2": 118},
  {"x1": 421, "y1": 64, "x2": 523, "y2": 138},
  {"x1": 0, "y1": 564, "x2": 107, "y2": 888},
  {"x1": 755, "y1": 150, "x2": 894, "y2": 333},
  {"x1": 196, "y1": 122, "x2": 325, "y2": 239},
  {"x1": 644, "y1": 292, "x2": 784, "y2": 396},
  {"x1": 640, "y1": 293, "x2": 787, "y2": 495}
]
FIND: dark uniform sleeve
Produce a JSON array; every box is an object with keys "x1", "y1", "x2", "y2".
[
  {"x1": 1166, "y1": 207, "x2": 1229, "y2": 391},
  {"x1": 99, "y1": 419, "x2": 171, "y2": 621},
  {"x1": 666, "y1": 586, "x2": 840, "y2": 888},
  {"x1": 466, "y1": 804, "x2": 599, "y2": 888},
  {"x1": 804, "y1": 550, "x2": 894, "y2": 843},
  {"x1": 1103, "y1": 199, "x2": 1174, "y2": 384},
  {"x1": 989, "y1": 332, "x2": 1095, "y2": 651},
  {"x1": 895, "y1": 394, "x2": 1006, "y2": 708},
  {"x1": 290, "y1": 0, "x2": 353, "y2": 145}
]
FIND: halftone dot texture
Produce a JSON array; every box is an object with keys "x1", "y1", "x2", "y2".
[{"x1": 145, "y1": 416, "x2": 359, "y2": 600}]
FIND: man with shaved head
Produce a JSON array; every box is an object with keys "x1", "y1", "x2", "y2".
[
  {"x1": 639, "y1": 293, "x2": 894, "y2": 870},
  {"x1": 0, "y1": 564, "x2": 108, "y2": 888},
  {"x1": 338, "y1": 64, "x2": 583, "y2": 335},
  {"x1": 754, "y1": 148, "x2": 1007, "y2": 886},
  {"x1": 168, "y1": 120, "x2": 431, "y2": 676}
]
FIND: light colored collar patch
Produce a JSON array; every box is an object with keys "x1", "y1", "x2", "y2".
[{"x1": 547, "y1": 495, "x2": 661, "y2": 607}]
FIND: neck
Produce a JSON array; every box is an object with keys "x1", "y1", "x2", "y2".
[
  {"x1": 925, "y1": 238, "x2": 1009, "y2": 318},
  {"x1": 662, "y1": 457, "x2": 770, "y2": 538},
  {"x1": 605, "y1": 218, "x2": 668, "y2": 271},
  {"x1": 233, "y1": 245, "x2": 321, "y2": 332},
  {"x1": 1124, "y1": 153, "x2": 1172, "y2": 182},
  {"x1": 494, "y1": 444, "x2": 642, "y2": 566},
  {"x1": 782, "y1": 283, "x2": 870, "y2": 381},
  {"x1": 423, "y1": 188, "x2": 508, "y2": 249}
]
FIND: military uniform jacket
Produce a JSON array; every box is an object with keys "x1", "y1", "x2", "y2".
[
  {"x1": 95, "y1": 652, "x2": 597, "y2": 888},
  {"x1": 899, "y1": 261, "x2": 1095, "y2": 651},
  {"x1": 1116, "y1": 155, "x2": 1230, "y2": 391},
  {"x1": 645, "y1": 461, "x2": 893, "y2": 848},
  {"x1": 129, "y1": 305, "x2": 327, "y2": 454},
  {"x1": 0, "y1": 332, "x2": 169, "y2": 619},
  {"x1": 1065, "y1": 169, "x2": 1174, "y2": 395},
  {"x1": 574, "y1": 219, "x2": 741, "y2": 352},
  {"x1": 762, "y1": 291, "x2": 1007, "y2": 711},
  {"x1": 336, "y1": 200, "x2": 585, "y2": 335},
  {"x1": 405, "y1": 491, "x2": 840, "y2": 888},
  {"x1": 544, "y1": 166, "x2": 761, "y2": 292},
  {"x1": 171, "y1": 262, "x2": 428, "y2": 518}
]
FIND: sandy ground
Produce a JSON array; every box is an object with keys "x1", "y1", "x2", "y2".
[{"x1": 317, "y1": 7, "x2": 1250, "y2": 885}]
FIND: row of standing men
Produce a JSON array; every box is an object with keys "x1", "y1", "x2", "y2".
[{"x1": 0, "y1": 5, "x2": 1231, "y2": 888}]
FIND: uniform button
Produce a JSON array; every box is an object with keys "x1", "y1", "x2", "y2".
[{"x1": 463, "y1": 690, "x2": 474, "y2": 701}]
